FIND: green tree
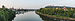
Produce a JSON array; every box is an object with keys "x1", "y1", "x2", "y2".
[{"x1": 2, "y1": 5, "x2": 5, "y2": 8}]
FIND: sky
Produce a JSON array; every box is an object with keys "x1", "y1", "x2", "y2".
[{"x1": 0, "y1": 0, "x2": 75, "y2": 9}]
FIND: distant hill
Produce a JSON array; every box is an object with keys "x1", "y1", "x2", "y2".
[{"x1": 45, "y1": 6, "x2": 75, "y2": 8}]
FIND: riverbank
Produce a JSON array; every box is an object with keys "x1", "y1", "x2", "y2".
[
  {"x1": 0, "y1": 8, "x2": 16, "y2": 21},
  {"x1": 35, "y1": 11, "x2": 75, "y2": 21}
]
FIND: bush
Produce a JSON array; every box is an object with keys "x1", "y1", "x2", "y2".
[{"x1": 37, "y1": 8, "x2": 75, "y2": 18}]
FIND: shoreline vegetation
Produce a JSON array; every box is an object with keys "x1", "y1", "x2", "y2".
[
  {"x1": 36, "y1": 12, "x2": 75, "y2": 20},
  {"x1": 36, "y1": 6, "x2": 75, "y2": 20},
  {"x1": 0, "y1": 5, "x2": 16, "y2": 21}
]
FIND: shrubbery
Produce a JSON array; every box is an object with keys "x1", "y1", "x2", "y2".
[
  {"x1": 0, "y1": 8, "x2": 16, "y2": 21},
  {"x1": 37, "y1": 8, "x2": 75, "y2": 18}
]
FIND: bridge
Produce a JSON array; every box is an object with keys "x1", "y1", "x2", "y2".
[
  {"x1": 15, "y1": 9, "x2": 38, "y2": 11},
  {"x1": 9, "y1": 8, "x2": 38, "y2": 11},
  {"x1": 10, "y1": 8, "x2": 39, "y2": 14}
]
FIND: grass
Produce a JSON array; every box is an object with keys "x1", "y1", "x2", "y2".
[{"x1": 52, "y1": 15, "x2": 70, "y2": 18}]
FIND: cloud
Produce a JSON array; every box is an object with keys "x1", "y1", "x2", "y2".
[{"x1": 0, "y1": 0, "x2": 75, "y2": 9}]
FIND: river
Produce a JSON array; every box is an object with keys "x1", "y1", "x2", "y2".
[
  {"x1": 0, "y1": 11, "x2": 71, "y2": 21},
  {"x1": 12, "y1": 11, "x2": 43, "y2": 21}
]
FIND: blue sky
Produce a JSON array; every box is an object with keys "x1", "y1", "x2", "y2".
[{"x1": 0, "y1": 0, "x2": 75, "y2": 9}]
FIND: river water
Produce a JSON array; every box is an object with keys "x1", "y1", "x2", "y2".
[
  {"x1": 12, "y1": 11, "x2": 43, "y2": 21},
  {"x1": 11, "y1": 11, "x2": 74, "y2": 21}
]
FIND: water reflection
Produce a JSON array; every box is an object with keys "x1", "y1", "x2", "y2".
[
  {"x1": 12, "y1": 11, "x2": 43, "y2": 21},
  {"x1": 0, "y1": 11, "x2": 43, "y2": 21}
]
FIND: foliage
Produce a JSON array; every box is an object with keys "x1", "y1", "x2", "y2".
[
  {"x1": 37, "y1": 8, "x2": 75, "y2": 18},
  {"x1": 0, "y1": 8, "x2": 16, "y2": 21}
]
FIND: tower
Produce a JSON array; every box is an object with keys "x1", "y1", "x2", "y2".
[{"x1": 63, "y1": 6, "x2": 67, "y2": 11}]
